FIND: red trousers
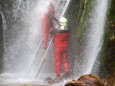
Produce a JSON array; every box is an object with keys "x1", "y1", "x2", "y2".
[{"x1": 54, "y1": 32, "x2": 69, "y2": 75}]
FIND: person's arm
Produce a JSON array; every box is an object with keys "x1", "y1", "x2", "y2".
[
  {"x1": 52, "y1": 17, "x2": 60, "y2": 25},
  {"x1": 49, "y1": 15, "x2": 60, "y2": 26},
  {"x1": 50, "y1": 28, "x2": 58, "y2": 35},
  {"x1": 50, "y1": 16, "x2": 62, "y2": 35}
]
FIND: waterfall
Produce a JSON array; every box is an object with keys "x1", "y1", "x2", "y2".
[
  {"x1": 85, "y1": 0, "x2": 108, "y2": 74},
  {"x1": 1, "y1": 0, "x2": 52, "y2": 78},
  {"x1": 0, "y1": 0, "x2": 110, "y2": 85},
  {"x1": 75, "y1": 0, "x2": 109, "y2": 78}
]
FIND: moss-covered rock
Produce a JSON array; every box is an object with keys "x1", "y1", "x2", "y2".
[
  {"x1": 77, "y1": 0, "x2": 93, "y2": 39},
  {"x1": 99, "y1": 0, "x2": 115, "y2": 85}
]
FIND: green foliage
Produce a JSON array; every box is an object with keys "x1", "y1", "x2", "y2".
[
  {"x1": 77, "y1": 0, "x2": 93, "y2": 38},
  {"x1": 98, "y1": 1, "x2": 115, "y2": 85},
  {"x1": 108, "y1": 0, "x2": 115, "y2": 22}
]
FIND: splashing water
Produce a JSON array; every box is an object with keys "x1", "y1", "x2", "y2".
[
  {"x1": 75, "y1": 0, "x2": 109, "y2": 78},
  {"x1": 85, "y1": 0, "x2": 109, "y2": 74},
  {"x1": 0, "y1": 0, "x2": 109, "y2": 85},
  {"x1": 1, "y1": 0, "x2": 52, "y2": 78}
]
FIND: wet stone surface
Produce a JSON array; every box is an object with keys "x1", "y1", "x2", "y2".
[{"x1": 0, "y1": 84, "x2": 49, "y2": 86}]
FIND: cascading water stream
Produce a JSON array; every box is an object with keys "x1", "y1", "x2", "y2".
[
  {"x1": 75, "y1": 0, "x2": 109, "y2": 78},
  {"x1": 84, "y1": 0, "x2": 109, "y2": 74},
  {"x1": 0, "y1": 0, "x2": 54, "y2": 80},
  {"x1": 0, "y1": 0, "x2": 109, "y2": 85}
]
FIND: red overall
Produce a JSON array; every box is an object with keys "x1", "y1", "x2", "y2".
[
  {"x1": 42, "y1": 14, "x2": 52, "y2": 49},
  {"x1": 54, "y1": 32, "x2": 69, "y2": 75},
  {"x1": 41, "y1": 2, "x2": 55, "y2": 49}
]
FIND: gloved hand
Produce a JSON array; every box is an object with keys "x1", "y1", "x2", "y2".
[{"x1": 50, "y1": 31, "x2": 55, "y2": 35}]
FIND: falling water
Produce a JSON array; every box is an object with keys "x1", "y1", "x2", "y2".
[
  {"x1": 76, "y1": 0, "x2": 109, "y2": 78},
  {"x1": 0, "y1": 0, "x2": 109, "y2": 85},
  {"x1": 1, "y1": 0, "x2": 54, "y2": 80}
]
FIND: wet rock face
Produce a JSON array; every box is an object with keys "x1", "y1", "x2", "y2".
[
  {"x1": 0, "y1": 84, "x2": 49, "y2": 86},
  {"x1": 0, "y1": 0, "x2": 15, "y2": 73},
  {"x1": 0, "y1": 7, "x2": 4, "y2": 73},
  {"x1": 98, "y1": 0, "x2": 115, "y2": 85},
  {"x1": 65, "y1": 74, "x2": 105, "y2": 86}
]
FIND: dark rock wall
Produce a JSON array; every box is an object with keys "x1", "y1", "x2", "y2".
[
  {"x1": 0, "y1": 0, "x2": 14, "y2": 73},
  {"x1": 99, "y1": 0, "x2": 115, "y2": 85},
  {"x1": 0, "y1": 5, "x2": 4, "y2": 73}
]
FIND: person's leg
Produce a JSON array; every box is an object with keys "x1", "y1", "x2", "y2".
[
  {"x1": 54, "y1": 48, "x2": 61, "y2": 77},
  {"x1": 42, "y1": 15, "x2": 48, "y2": 49},
  {"x1": 62, "y1": 50, "x2": 69, "y2": 74},
  {"x1": 62, "y1": 50, "x2": 70, "y2": 79}
]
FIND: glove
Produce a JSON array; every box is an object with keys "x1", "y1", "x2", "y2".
[{"x1": 50, "y1": 31, "x2": 55, "y2": 35}]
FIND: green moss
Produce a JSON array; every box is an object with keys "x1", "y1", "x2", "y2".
[
  {"x1": 98, "y1": 0, "x2": 115, "y2": 85},
  {"x1": 108, "y1": 0, "x2": 115, "y2": 21},
  {"x1": 77, "y1": 0, "x2": 93, "y2": 38}
]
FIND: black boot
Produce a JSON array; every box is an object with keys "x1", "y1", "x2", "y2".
[
  {"x1": 57, "y1": 74, "x2": 60, "y2": 78},
  {"x1": 44, "y1": 77, "x2": 53, "y2": 83},
  {"x1": 52, "y1": 74, "x2": 64, "y2": 83},
  {"x1": 62, "y1": 72, "x2": 70, "y2": 79}
]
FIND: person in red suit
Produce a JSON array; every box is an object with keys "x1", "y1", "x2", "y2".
[
  {"x1": 41, "y1": 1, "x2": 55, "y2": 49},
  {"x1": 50, "y1": 17, "x2": 69, "y2": 79}
]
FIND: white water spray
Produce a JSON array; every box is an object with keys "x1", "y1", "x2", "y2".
[
  {"x1": 0, "y1": 0, "x2": 109, "y2": 85},
  {"x1": 77, "y1": 0, "x2": 109, "y2": 77},
  {"x1": 1, "y1": 0, "x2": 51, "y2": 77}
]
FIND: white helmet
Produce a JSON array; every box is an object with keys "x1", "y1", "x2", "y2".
[
  {"x1": 58, "y1": 17, "x2": 68, "y2": 30},
  {"x1": 59, "y1": 17, "x2": 68, "y2": 26}
]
